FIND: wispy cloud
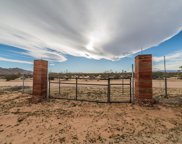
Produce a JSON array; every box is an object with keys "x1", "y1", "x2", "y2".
[
  {"x1": 154, "y1": 51, "x2": 182, "y2": 63},
  {"x1": 0, "y1": 0, "x2": 182, "y2": 62},
  {"x1": 153, "y1": 50, "x2": 182, "y2": 70},
  {"x1": 0, "y1": 57, "x2": 32, "y2": 64},
  {"x1": 50, "y1": 63, "x2": 55, "y2": 66}
]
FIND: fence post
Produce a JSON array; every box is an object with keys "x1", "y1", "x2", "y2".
[
  {"x1": 122, "y1": 70, "x2": 124, "y2": 94},
  {"x1": 22, "y1": 74, "x2": 25, "y2": 94},
  {"x1": 59, "y1": 75, "x2": 61, "y2": 95},
  {"x1": 107, "y1": 78, "x2": 111, "y2": 103},
  {"x1": 46, "y1": 72, "x2": 49, "y2": 100},
  {"x1": 130, "y1": 78, "x2": 132, "y2": 103},
  {"x1": 164, "y1": 56, "x2": 168, "y2": 98},
  {"x1": 76, "y1": 77, "x2": 78, "y2": 100},
  {"x1": 131, "y1": 64, "x2": 134, "y2": 103},
  {"x1": 49, "y1": 76, "x2": 50, "y2": 98}
]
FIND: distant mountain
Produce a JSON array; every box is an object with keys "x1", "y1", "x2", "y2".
[{"x1": 0, "y1": 67, "x2": 32, "y2": 75}]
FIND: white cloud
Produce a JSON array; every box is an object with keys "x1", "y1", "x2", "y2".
[
  {"x1": 0, "y1": 57, "x2": 32, "y2": 64},
  {"x1": 154, "y1": 52, "x2": 182, "y2": 63},
  {"x1": 50, "y1": 63, "x2": 55, "y2": 66},
  {"x1": 0, "y1": 0, "x2": 182, "y2": 62},
  {"x1": 153, "y1": 50, "x2": 182, "y2": 70}
]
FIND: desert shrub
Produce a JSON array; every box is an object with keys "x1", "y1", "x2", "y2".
[
  {"x1": 8, "y1": 86, "x2": 22, "y2": 91},
  {"x1": 49, "y1": 77, "x2": 55, "y2": 80},
  {"x1": 5, "y1": 75, "x2": 20, "y2": 81},
  {"x1": 177, "y1": 74, "x2": 182, "y2": 79}
]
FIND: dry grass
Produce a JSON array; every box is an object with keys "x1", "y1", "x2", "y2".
[{"x1": 0, "y1": 86, "x2": 32, "y2": 95}]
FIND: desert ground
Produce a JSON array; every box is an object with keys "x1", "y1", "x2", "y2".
[
  {"x1": 0, "y1": 79, "x2": 182, "y2": 143},
  {"x1": 0, "y1": 92, "x2": 182, "y2": 144}
]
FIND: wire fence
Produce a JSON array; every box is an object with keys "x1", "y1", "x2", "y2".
[
  {"x1": 0, "y1": 71, "x2": 181, "y2": 101},
  {"x1": 152, "y1": 74, "x2": 182, "y2": 97},
  {"x1": 0, "y1": 75, "x2": 33, "y2": 95},
  {"x1": 152, "y1": 56, "x2": 182, "y2": 103}
]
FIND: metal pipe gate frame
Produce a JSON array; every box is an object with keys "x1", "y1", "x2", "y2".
[{"x1": 48, "y1": 77, "x2": 132, "y2": 103}]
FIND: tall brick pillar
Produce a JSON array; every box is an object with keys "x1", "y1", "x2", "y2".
[
  {"x1": 135, "y1": 55, "x2": 153, "y2": 105},
  {"x1": 32, "y1": 60, "x2": 48, "y2": 102}
]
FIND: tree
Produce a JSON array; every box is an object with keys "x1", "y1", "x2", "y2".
[
  {"x1": 179, "y1": 66, "x2": 182, "y2": 71},
  {"x1": 5, "y1": 74, "x2": 20, "y2": 81},
  {"x1": 177, "y1": 66, "x2": 182, "y2": 79}
]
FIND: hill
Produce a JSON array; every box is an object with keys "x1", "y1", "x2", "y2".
[{"x1": 0, "y1": 67, "x2": 32, "y2": 75}]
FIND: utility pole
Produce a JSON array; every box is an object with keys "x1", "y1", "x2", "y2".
[
  {"x1": 164, "y1": 56, "x2": 168, "y2": 98},
  {"x1": 141, "y1": 47, "x2": 143, "y2": 54}
]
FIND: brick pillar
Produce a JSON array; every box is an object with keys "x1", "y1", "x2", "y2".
[
  {"x1": 135, "y1": 55, "x2": 153, "y2": 105},
  {"x1": 32, "y1": 60, "x2": 48, "y2": 102}
]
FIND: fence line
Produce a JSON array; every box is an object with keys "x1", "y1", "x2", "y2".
[
  {"x1": 0, "y1": 63, "x2": 181, "y2": 103},
  {"x1": 0, "y1": 75, "x2": 33, "y2": 95}
]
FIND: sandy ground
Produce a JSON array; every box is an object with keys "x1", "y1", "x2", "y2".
[{"x1": 0, "y1": 93, "x2": 182, "y2": 144}]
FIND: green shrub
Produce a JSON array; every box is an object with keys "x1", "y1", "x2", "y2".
[
  {"x1": 49, "y1": 77, "x2": 55, "y2": 80},
  {"x1": 5, "y1": 75, "x2": 20, "y2": 81}
]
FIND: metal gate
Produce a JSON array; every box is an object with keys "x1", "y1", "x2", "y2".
[{"x1": 49, "y1": 77, "x2": 132, "y2": 103}]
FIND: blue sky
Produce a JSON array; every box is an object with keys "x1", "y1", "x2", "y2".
[
  {"x1": 0, "y1": 1, "x2": 182, "y2": 73},
  {"x1": 0, "y1": 30, "x2": 182, "y2": 72}
]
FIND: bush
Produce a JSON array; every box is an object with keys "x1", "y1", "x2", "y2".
[
  {"x1": 5, "y1": 75, "x2": 20, "y2": 81},
  {"x1": 49, "y1": 77, "x2": 55, "y2": 80},
  {"x1": 177, "y1": 74, "x2": 182, "y2": 79}
]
